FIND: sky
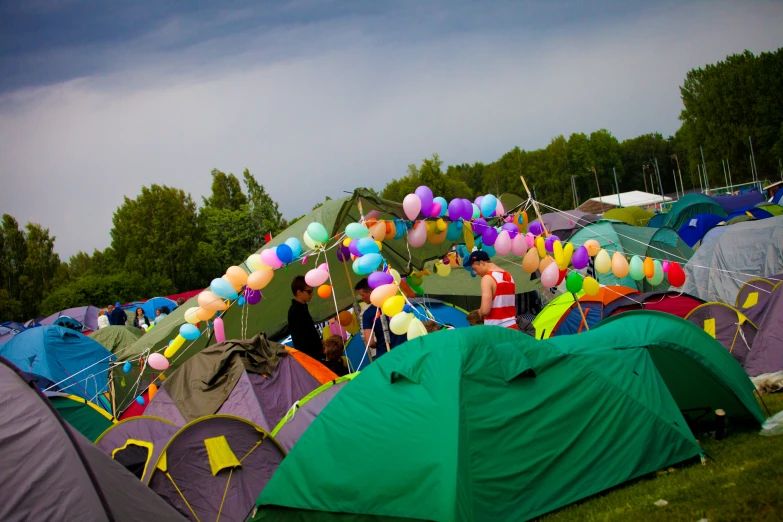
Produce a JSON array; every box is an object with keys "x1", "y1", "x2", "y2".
[{"x1": 1, "y1": 0, "x2": 782, "y2": 259}]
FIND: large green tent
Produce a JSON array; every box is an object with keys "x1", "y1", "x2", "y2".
[
  {"x1": 89, "y1": 326, "x2": 142, "y2": 356},
  {"x1": 252, "y1": 312, "x2": 762, "y2": 522},
  {"x1": 116, "y1": 189, "x2": 539, "y2": 413},
  {"x1": 654, "y1": 193, "x2": 727, "y2": 231},
  {"x1": 568, "y1": 220, "x2": 694, "y2": 292}
]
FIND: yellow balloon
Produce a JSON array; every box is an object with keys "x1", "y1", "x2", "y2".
[
  {"x1": 246, "y1": 254, "x2": 270, "y2": 272},
  {"x1": 382, "y1": 295, "x2": 405, "y2": 317},
  {"x1": 425, "y1": 221, "x2": 436, "y2": 234},
  {"x1": 389, "y1": 268, "x2": 401, "y2": 284},
  {"x1": 370, "y1": 284, "x2": 399, "y2": 307},
  {"x1": 407, "y1": 318, "x2": 428, "y2": 340},
  {"x1": 164, "y1": 335, "x2": 186, "y2": 358},
  {"x1": 184, "y1": 307, "x2": 201, "y2": 325},
  {"x1": 522, "y1": 247, "x2": 540, "y2": 273},
  {"x1": 435, "y1": 218, "x2": 447, "y2": 232},
  {"x1": 563, "y1": 243, "x2": 574, "y2": 268},
  {"x1": 343, "y1": 238, "x2": 352, "y2": 247},
  {"x1": 389, "y1": 312, "x2": 413, "y2": 335},
  {"x1": 536, "y1": 236, "x2": 547, "y2": 259},
  {"x1": 583, "y1": 276, "x2": 600, "y2": 296},
  {"x1": 375, "y1": 240, "x2": 383, "y2": 251},
  {"x1": 595, "y1": 249, "x2": 612, "y2": 274},
  {"x1": 346, "y1": 314, "x2": 359, "y2": 335},
  {"x1": 612, "y1": 251, "x2": 630, "y2": 278},
  {"x1": 436, "y1": 263, "x2": 451, "y2": 276},
  {"x1": 322, "y1": 325, "x2": 332, "y2": 341},
  {"x1": 553, "y1": 241, "x2": 564, "y2": 269}
]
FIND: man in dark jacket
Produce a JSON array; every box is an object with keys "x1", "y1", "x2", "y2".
[
  {"x1": 287, "y1": 276, "x2": 322, "y2": 361},
  {"x1": 109, "y1": 302, "x2": 127, "y2": 326}
]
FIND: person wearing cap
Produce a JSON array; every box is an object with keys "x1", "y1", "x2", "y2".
[{"x1": 464, "y1": 250, "x2": 518, "y2": 329}]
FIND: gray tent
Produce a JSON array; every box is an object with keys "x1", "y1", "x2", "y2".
[
  {"x1": 735, "y1": 276, "x2": 783, "y2": 326},
  {"x1": 0, "y1": 356, "x2": 186, "y2": 522},
  {"x1": 685, "y1": 303, "x2": 758, "y2": 367},
  {"x1": 744, "y1": 285, "x2": 783, "y2": 377},
  {"x1": 682, "y1": 215, "x2": 783, "y2": 304},
  {"x1": 147, "y1": 415, "x2": 286, "y2": 522},
  {"x1": 94, "y1": 416, "x2": 180, "y2": 482}
]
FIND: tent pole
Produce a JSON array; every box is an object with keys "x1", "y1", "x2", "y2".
[
  {"x1": 519, "y1": 175, "x2": 549, "y2": 235},
  {"x1": 109, "y1": 372, "x2": 117, "y2": 421},
  {"x1": 574, "y1": 294, "x2": 589, "y2": 331}
]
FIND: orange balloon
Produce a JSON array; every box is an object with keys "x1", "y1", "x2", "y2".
[
  {"x1": 148, "y1": 383, "x2": 158, "y2": 401},
  {"x1": 198, "y1": 290, "x2": 227, "y2": 311},
  {"x1": 222, "y1": 274, "x2": 243, "y2": 292},
  {"x1": 521, "y1": 247, "x2": 540, "y2": 273},
  {"x1": 247, "y1": 269, "x2": 274, "y2": 290},
  {"x1": 338, "y1": 311, "x2": 353, "y2": 327},
  {"x1": 195, "y1": 307, "x2": 216, "y2": 321},
  {"x1": 611, "y1": 251, "x2": 630, "y2": 278},
  {"x1": 584, "y1": 239, "x2": 601, "y2": 257},
  {"x1": 386, "y1": 221, "x2": 396, "y2": 239},
  {"x1": 317, "y1": 285, "x2": 332, "y2": 298},
  {"x1": 370, "y1": 222, "x2": 386, "y2": 242},
  {"x1": 225, "y1": 266, "x2": 248, "y2": 287},
  {"x1": 643, "y1": 257, "x2": 655, "y2": 278},
  {"x1": 428, "y1": 229, "x2": 447, "y2": 245}
]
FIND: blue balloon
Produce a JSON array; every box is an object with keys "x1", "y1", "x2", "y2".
[
  {"x1": 179, "y1": 323, "x2": 201, "y2": 341},
  {"x1": 482, "y1": 244, "x2": 496, "y2": 257},
  {"x1": 122, "y1": 361, "x2": 132, "y2": 374},
  {"x1": 237, "y1": 296, "x2": 246, "y2": 307},
  {"x1": 358, "y1": 253, "x2": 383, "y2": 274},
  {"x1": 394, "y1": 220, "x2": 407, "y2": 239},
  {"x1": 433, "y1": 197, "x2": 448, "y2": 217},
  {"x1": 356, "y1": 237, "x2": 380, "y2": 255},
  {"x1": 276, "y1": 244, "x2": 294, "y2": 264},
  {"x1": 136, "y1": 396, "x2": 145, "y2": 406},
  {"x1": 481, "y1": 194, "x2": 497, "y2": 218},
  {"x1": 210, "y1": 278, "x2": 238, "y2": 300},
  {"x1": 284, "y1": 237, "x2": 302, "y2": 258}
]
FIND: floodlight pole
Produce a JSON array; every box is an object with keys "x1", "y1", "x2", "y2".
[
  {"x1": 652, "y1": 157, "x2": 665, "y2": 205},
  {"x1": 613, "y1": 167, "x2": 621, "y2": 207},
  {"x1": 722, "y1": 159, "x2": 729, "y2": 193},
  {"x1": 591, "y1": 166, "x2": 602, "y2": 206},
  {"x1": 672, "y1": 169, "x2": 679, "y2": 199},
  {"x1": 700, "y1": 146, "x2": 709, "y2": 192},
  {"x1": 727, "y1": 159, "x2": 733, "y2": 192},
  {"x1": 642, "y1": 165, "x2": 649, "y2": 193},
  {"x1": 672, "y1": 154, "x2": 685, "y2": 197},
  {"x1": 749, "y1": 136, "x2": 759, "y2": 189}
]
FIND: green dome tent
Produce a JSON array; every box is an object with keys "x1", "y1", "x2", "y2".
[
  {"x1": 654, "y1": 193, "x2": 727, "y2": 231},
  {"x1": 89, "y1": 326, "x2": 142, "y2": 357}
]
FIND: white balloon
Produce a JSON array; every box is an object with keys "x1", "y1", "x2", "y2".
[
  {"x1": 407, "y1": 318, "x2": 428, "y2": 340},
  {"x1": 390, "y1": 312, "x2": 413, "y2": 335}
]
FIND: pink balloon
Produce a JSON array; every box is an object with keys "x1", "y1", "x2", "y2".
[
  {"x1": 330, "y1": 320, "x2": 349, "y2": 340},
  {"x1": 541, "y1": 262, "x2": 560, "y2": 288},
  {"x1": 494, "y1": 230, "x2": 512, "y2": 256},
  {"x1": 511, "y1": 233, "x2": 528, "y2": 256},
  {"x1": 260, "y1": 248, "x2": 283, "y2": 269},
  {"x1": 318, "y1": 262, "x2": 329, "y2": 273},
  {"x1": 214, "y1": 316, "x2": 226, "y2": 343},
  {"x1": 525, "y1": 233, "x2": 535, "y2": 248},
  {"x1": 147, "y1": 353, "x2": 169, "y2": 371},
  {"x1": 429, "y1": 202, "x2": 442, "y2": 218},
  {"x1": 305, "y1": 268, "x2": 329, "y2": 287},
  {"x1": 407, "y1": 221, "x2": 427, "y2": 248},
  {"x1": 496, "y1": 200, "x2": 505, "y2": 216},
  {"x1": 403, "y1": 194, "x2": 422, "y2": 221}
]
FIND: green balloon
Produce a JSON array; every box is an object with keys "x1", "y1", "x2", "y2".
[
  {"x1": 565, "y1": 272, "x2": 583, "y2": 294},
  {"x1": 646, "y1": 259, "x2": 664, "y2": 286},
  {"x1": 306, "y1": 222, "x2": 329, "y2": 243},
  {"x1": 629, "y1": 255, "x2": 645, "y2": 281},
  {"x1": 410, "y1": 284, "x2": 424, "y2": 295},
  {"x1": 408, "y1": 275, "x2": 424, "y2": 286}
]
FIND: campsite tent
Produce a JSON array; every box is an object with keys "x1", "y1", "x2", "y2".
[
  {"x1": 654, "y1": 193, "x2": 727, "y2": 231},
  {"x1": 568, "y1": 221, "x2": 694, "y2": 292},
  {"x1": 744, "y1": 284, "x2": 783, "y2": 377},
  {"x1": 144, "y1": 334, "x2": 335, "y2": 429},
  {"x1": 0, "y1": 325, "x2": 114, "y2": 403},
  {"x1": 124, "y1": 297, "x2": 178, "y2": 320},
  {"x1": 602, "y1": 206, "x2": 654, "y2": 226},
  {"x1": 725, "y1": 206, "x2": 774, "y2": 222},
  {"x1": 685, "y1": 303, "x2": 758, "y2": 366},
  {"x1": 254, "y1": 313, "x2": 763, "y2": 521},
  {"x1": 95, "y1": 416, "x2": 180, "y2": 482},
  {"x1": 735, "y1": 276, "x2": 783, "y2": 325},
  {"x1": 756, "y1": 201, "x2": 783, "y2": 216},
  {"x1": 529, "y1": 210, "x2": 599, "y2": 240},
  {"x1": 532, "y1": 290, "x2": 585, "y2": 339},
  {"x1": 549, "y1": 286, "x2": 639, "y2": 336},
  {"x1": 0, "y1": 321, "x2": 25, "y2": 345},
  {"x1": 682, "y1": 215, "x2": 783, "y2": 304},
  {"x1": 603, "y1": 291, "x2": 705, "y2": 318},
  {"x1": 709, "y1": 191, "x2": 765, "y2": 213},
  {"x1": 46, "y1": 391, "x2": 114, "y2": 441},
  {"x1": 39, "y1": 305, "x2": 100, "y2": 332},
  {"x1": 0, "y1": 356, "x2": 187, "y2": 521},
  {"x1": 677, "y1": 213, "x2": 725, "y2": 248},
  {"x1": 148, "y1": 415, "x2": 286, "y2": 522},
  {"x1": 89, "y1": 325, "x2": 143, "y2": 356}
]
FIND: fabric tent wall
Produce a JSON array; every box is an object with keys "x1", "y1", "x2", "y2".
[
  {"x1": 47, "y1": 392, "x2": 114, "y2": 441},
  {"x1": 533, "y1": 291, "x2": 584, "y2": 339},
  {"x1": 744, "y1": 284, "x2": 783, "y2": 377},
  {"x1": 710, "y1": 191, "x2": 765, "y2": 213},
  {"x1": 602, "y1": 206, "x2": 654, "y2": 226},
  {"x1": 604, "y1": 291, "x2": 705, "y2": 319},
  {"x1": 734, "y1": 276, "x2": 782, "y2": 325},
  {"x1": 89, "y1": 325, "x2": 142, "y2": 356},
  {"x1": 39, "y1": 305, "x2": 100, "y2": 332},
  {"x1": 677, "y1": 213, "x2": 726, "y2": 248},
  {"x1": 549, "y1": 286, "x2": 639, "y2": 337},
  {"x1": 682, "y1": 215, "x2": 783, "y2": 303},
  {"x1": 656, "y1": 193, "x2": 727, "y2": 231},
  {"x1": 685, "y1": 303, "x2": 758, "y2": 367}
]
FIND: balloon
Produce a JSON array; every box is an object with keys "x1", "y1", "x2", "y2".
[
  {"x1": 667, "y1": 262, "x2": 686, "y2": 287},
  {"x1": 536, "y1": 236, "x2": 547, "y2": 259},
  {"x1": 572, "y1": 246, "x2": 589, "y2": 270},
  {"x1": 317, "y1": 285, "x2": 332, "y2": 298},
  {"x1": 611, "y1": 252, "x2": 630, "y2": 279},
  {"x1": 482, "y1": 244, "x2": 496, "y2": 258},
  {"x1": 428, "y1": 228, "x2": 447, "y2": 245},
  {"x1": 433, "y1": 197, "x2": 448, "y2": 217},
  {"x1": 356, "y1": 237, "x2": 380, "y2": 255},
  {"x1": 495, "y1": 200, "x2": 505, "y2": 217},
  {"x1": 447, "y1": 199, "x2": 463, "y2": 221},
  {"x1": 184, "y1": 307, "x2": 201, "y2": 325},
  {"x1": 390, "y1": 268, "x2": 401, "y2": 284},
  {"x1": 210, "y1": 278, "x2": 238, "y2": 300},
  {"x1": 164, "y1": 334, "x2": 186, "y2": 358},
  {"x1": 408, "y1": 273, "x2": 424, "y2": 286},
  {"x1": 472, "y1": 218, "x2": 488, "y2": 235},
  {"x1": 357, "y1": 253, "x2": 383, "y2": 274},
  {"x1": 368, "y1": 272, "x2": 393, "y2": 289},
  {"x1": 390, "y1": 312, "x2": 413, "y2": 335},
  {"x1": 336, "y1": 245, "x2": 351, "y2": 262},
  {"x1": 429, "y1": 202, "x2": 441, "y2": 218},
  {"x1": 246, "y1": 254, "x2": 268, "y2": 272},
  {"x1": 553, "y1": 241, "x2": 564, "y2": 269},
  {"x1": 435, "y1": 218, "x2": 448, "y2": 232},
  {"x1": 306, "y1": 222, "x2": 329, "y2": 244},
  {"x1": 563, "y1": 243, "x2": 574, "y2": 268},
  {"x1": 501, "y1": 222, "x2": 518, "y2": 238},
  {"x1": 522, "y1": 247, "x2": 540, "y2": 273},
  {"x1": 371, "y1": 284, "x2": 399, "y2": 307},
  {"x1": 225, "y1": 266, "x2": 248, "y2": 287},
  {"x1": 529, "y1": 221, "x2": 544, "y2": 236},
  {"x1": 261, "y1": 248, "x2": 283, "y2": 269},
  {"x1": 330, "y1": 321, "x2": 348, "y2": 340},
  {"x1": 511, "y1": 233, "x2": 528, "y2": 256},
  {"x1": 247, "y1": 268, "x2": 274, "y2": 290},
  {"x1": 338, "y1": 311, "x2": 354, "y2": 326},
  {"x1": 436, "y1": 263, "x2": 451, "y2": 276},
  {"x1": 403, "y1": 194, "x2": 422, "y2": 220},
  {"x1": 285, "y1": 237, "x2": 303, "y2": 258},
  {"x1": 446, "y1": 221, "x2": 462, "y2": 241},
  {"x1": 545, "y1": 235, "x2": 560, "y2": 253},
  {"x1": 481, "y1": 194, "x2": 497, "y2": 218},
  {"x1": 647, "y1": 259, "x2": 664, "y2": 286},
  {"x1": 148, "y1": 383, "x2": 158, "y2": 401},
  {"x1": 305, "y1": 269, "x2": 330, "y2": 287},
  {"x1": 629, "y1": 255, "x2": 645, "y2": 281},
  {"x1": 407, "y1": 318, "x2": 428, "y2": 340},
  {"x1": 525, "y1": 232, "x2": 535, "y2": 248},
  {"x1": 244, "y1": 288, "x2": 262, "y2": 305},
  {"x1": 414, "y1": 186, "x2": 434, "y2": 216},
  {"x1": 122, "y1": 361, "x2": 132, "y2": 374},
  {"x1": 557, "y1": 269, "x2": 567, "y2": 286},
  {"x1": 584, "y1": 239, "x2": 601, "y2": 257},
  {"x1": 540, "y1": 262, "x2": 560, "y2": 288},
  {"x1": 494, "y1": 230, "x2": 512, "y2": 255},
  {"x1": 348, "y1": 239, "x2": 362, "y2": 257},
  {"x1": 180, "y1": 323, "x2": 200, "y2": 341},
  {"x1": 482, "y1": 227, "x2": 498, "y2": 246},
  {"x1": 408, "y1": 221, "x2": 427, "y2": 248},
  {"x1": 474, "y1": 195, "x2": 484, "y2": 208},
  {"x1": 210, "y1": 316, "x2": 224, "y2": 343},
  {"x1": 382, "y1": 295, "x2": 406, "y2": 317},
  {"x1": 237, "y1": 296, "x2": 245, "y2": 306},
  {"x1": 136, "y1": 396, "x2": 145, "y2": 406},
  {"x1": 196, "y1": 307, "x2": 216, "y2": 321},
  {"x1": 583, "y1": 276, "x2": 600, "y2": 296},
  {"x1": 302, "y1": 231, "x2": 318, "y2": 250},
  {"x1": 198, "y1": 290, "x2": 227, "y2": 311},
  {"x1": 566, "y1": 272, "x2": 583, "y2": 294},
  {"x1": 346, "y1": 223, "x2": 370, "y2": 239},
  {"x1": 539, "y1": 255, "x2": 555, "y2": 274},
  {"x1": 460, "y1": 199, "x2": 474, "y2": 221},
  {"x1": 276, "y1": 244, "x2": 294, "y2": 264},
  {"x1": 595, "y1": 249, "x2": 612, "y2": 273},
  {"x1": 643, "y1": 257, "x2": 655, "y2": 279},
  {"x1": 662, "y1": 260, "x2": 670, "y2": 273},
  {"x1": 369, "y1": 222, "x2": 386, "y2": 242}
]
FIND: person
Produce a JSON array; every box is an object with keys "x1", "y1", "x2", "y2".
[
  {"x1": 322, "y1": 336, "x2": 349, "y2": 377},
  {"x1": 109, "y1": 302, "x2": 127, "y2": 326},
  {"x1": 463, "y1": 250, "x2": 518, "y2": 329},
  {"x1": 154, "y1": 307, "x2": 168, "y2": 324},
  {"x1": 177, "y1": 297, "x2": 186, "y2": 307},
  {"x1": 422, "y1": 320, "x2": 442, "y2": 333},
  {"x1": 97, "y1": 309, "x2": 110, "y2": 329},
  {"x1": 133, "y1": 307, "x2": 151, "y2": 329},
  {"x1": 354, "y1": 278, "x2": 405, "y2": 358},
  {"x1": 287, "y1": 275, "x2": 323, "y2": 361},
  {"x1": 466, "y1": 310, "x2": 484, "y2": 326}
]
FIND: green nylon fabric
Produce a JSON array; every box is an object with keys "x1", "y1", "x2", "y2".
[
  {"x1": 602, "y1": 206, "x2": 654, "y2": 226},
  {"x1": 255, "y1": 322, "x2": 705, "y2": 522},
  {"x1": 658, "y1": 193, "x2": 727, "y2": 231},
  {"x1": 532, "y1": 290, "x2": 584, "y2": 339},
  {"x1": 270, "y1": 373, "x2": 358, "y2": 437},
  {"x1": 568, "y1": 221, "x2": 694, "y2": 292},
  {"x1": 89, "y1": 326, "x2": 142, "y2": 356},
  {"x1": 50, "y1": 396, "x2": 113, "y2": 442}
]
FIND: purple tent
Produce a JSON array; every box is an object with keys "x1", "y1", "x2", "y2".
[
  {"x1": 735, "y1": 275, "x2": 783, "y2": 326},
  {"x1": 745, "y1": 285, "x2": 783, "y2": 377},
  {"x1": 530, "y1": 210, "x2": 599, "y2": 240},
  {"x1": 40, "y1": 305, "x2": 100, "y2": 332},
  {"x1": 709, "y1": 191, "x2": 764, "y2": 213},
  {"x1": 685, "y1": 303, "x2": 758, "y2": 367}
]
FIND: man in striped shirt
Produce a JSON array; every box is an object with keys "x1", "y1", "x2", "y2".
[{"x1": 464, "y1": 250, "x2": 518, "y2": 330}]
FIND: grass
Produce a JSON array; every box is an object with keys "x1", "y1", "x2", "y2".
[{"x1": 542, "y1": 393, "x2": 783, "y2": 522}]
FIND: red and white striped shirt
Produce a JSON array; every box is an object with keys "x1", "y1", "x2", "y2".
[{"x1": 485, "y1": 270, "x2": 518, "y2": 329}]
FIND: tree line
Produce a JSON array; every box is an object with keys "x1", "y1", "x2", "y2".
[{"x1": 2, "y1": 47, "x2": 781, "y2": 323}]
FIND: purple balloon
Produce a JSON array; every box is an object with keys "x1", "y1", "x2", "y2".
[
  {"x1": 349, "y1": 239, "x2": 362, "y2": 257},
  {"x1": 336, "y1": 244, "x2": 351, "y2": 262},
  {"x1": 501, "y1": 222, "x2": 519, "y2": 238},
  {"x1": 368, "y1": 271, "x2": 394, "y2": 289},
  {"x1": 529, "y1": 221, "x2": 544, "y2": 236},
  {"x1": 472, "y1": 218, "x2": 488, "y2": 235},
  {"x1": 474, "y1": 196, "x2": 484, "y2": 208},
  {"x1": 461, "y1": 199, "x2": 474, "y2": 221},
  {"x1": 482, "y1": 227, "x2": 499, "y2": 246},
  {"x1": 448, "y1": 199, "x2": 463, "y2": 221},
  {"x1": 572, "y1": 246, "x2": 589, "y2": 270},
  {"x1": 544, "y1": 235, "x2": 560, "y2": 253},
  {"x1": 415, "y1": 186, "x2": 434, "y2": 217},
  {"x1": 244, "y1": 287, "x2": 262, "y2": 305}
]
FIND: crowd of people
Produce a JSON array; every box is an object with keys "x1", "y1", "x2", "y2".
[{"x1": 95, "y1": 298, "x2": 186, "y2": 331}]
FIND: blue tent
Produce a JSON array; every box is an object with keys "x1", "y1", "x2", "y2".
[
  {"x1": 677, "y1": 213, "x2": 726, "y2": 248},
  {"x1": 0, "y1": 326, "x2": 114, "y2": 404},
  {"x1": 709, "y1": 191, "x2": 764, "y2": 213},
  {"x1": 123, "y1": 297, "x2": 177, "y2": 321},
  {"x1": 647, "y1": 213, "x2": 665, "y2": 228},
  {"x1": 725, "y1": 206, "x2": 773, "y2": 222}
]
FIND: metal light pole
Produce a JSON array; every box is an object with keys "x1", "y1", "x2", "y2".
[
  {"x1": 672, "y1": 154, "x2": 685, "y2": 197},
  {"x1": 727, "y1": 159, "x2": 733, "y2": 192},
  {"x1": 652, "y1": 157, "x2": 665, "y2": 205},
  {"x1": 700, "y1": 146, "x2": 709, "y2": 192},
  {"x1": 642, "y1": 165, "x2": 649, "y2": 193},
  {"x1": 591, "y1": 166, "x2": 602, "y2": 204},
  {"x1": 722, "y1": 160, "x2": 729, "y2": 193},
  {"x1": 570, "y1": 175, "x2": 578, "y2": 208},
  {"x1": 697, "y1": 164, "x2": 704, "y2": 192},
  {"x1": 672, "y1": 169, "x2": 679, "y2": 199},
  {"x1": 613, "y1": 167, "x2": 621, "y2": 207},
  {"x1": 749, "y1": 136, "x2": 759, "y2": 189}
]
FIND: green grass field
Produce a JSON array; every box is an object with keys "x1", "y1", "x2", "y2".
[{"x1": 542, "y1": 393, "x2": 783, "y2": 522}]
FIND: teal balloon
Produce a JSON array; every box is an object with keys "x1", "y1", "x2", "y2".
[
  {"x1": 394, "y1": 220, "x2": 407, "y2": 239},
  {"x1": 352, "y1": 258, "x2": 363, "y2": 275},
  {"x1": 565, "y1": 272, "x2": 583, "y2": 294},
  {"x1": 446, "y1": 221, "x2": 462, "y2": 241},
  {"x1": 122, "y1": 361, "x2": 132, "y2": 374},
  {"x1": 345, "y1": 223, "x2": 370, "y2": 239},
  {"x1": 356, "y1": 237, "x2": 380, "y2": 255},
  {"x1": 629, "y1": 255, "x2": 645, "y2": 281},
  {"x1": 210, "y1": 278, "x2": 238, "y2": 300},
  {"x1": 472, "y1": 203, "x2": 480, "y2": 219},
  {"x1": 433, "y1": 197, "x2": 448, "y2": 217},
  {"x1": 284, "y1": 237, "x2": 302, "y2": 258},
  {"x1": 179, "y1": 323, "x2": 200, "y2": 341},
  {"x1": 306, "y1": 222, "x2": 329, "y2": 243},
  {"x1": 480, "y1": 194, "x2": 498, "y2": 217},
  {"x1": 647, "y1": 260, "x2": 664, "y2": 286},
  {"x1": 136, "y1": 396, "x2": 145, "y2": 406},
  {"x1": 237, "y1": 296, "x2": 246, "y2": 306},
  {"x1": 358, "y1": 253, "x2": 383, "y2": 274},
  {"x1": 481, "y1": 244, "x2": 496, "y2": 257}
]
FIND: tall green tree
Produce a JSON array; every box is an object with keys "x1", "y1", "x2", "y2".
[
  {"x1": 243, "y1": 169, "x2": 287, "y2": 242},
  {"x1": 202, "y1": 169, "x2": 248, "y2": 210},
  {"x1": 381, "y1": 154, "x2": 472, "y2": 202}
]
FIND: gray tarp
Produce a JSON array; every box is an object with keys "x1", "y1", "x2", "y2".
[{"x1": 682, "y1": 215, "x2": 783, "y2": 304}]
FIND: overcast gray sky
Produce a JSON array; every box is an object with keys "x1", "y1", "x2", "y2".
[{"x1": 1, "y1": 0, "x2": 781, "y2": 258}]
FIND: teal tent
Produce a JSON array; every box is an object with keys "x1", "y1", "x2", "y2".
[{"x1": 653, "y1": 193, "x2": 727, "y2": 231}]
